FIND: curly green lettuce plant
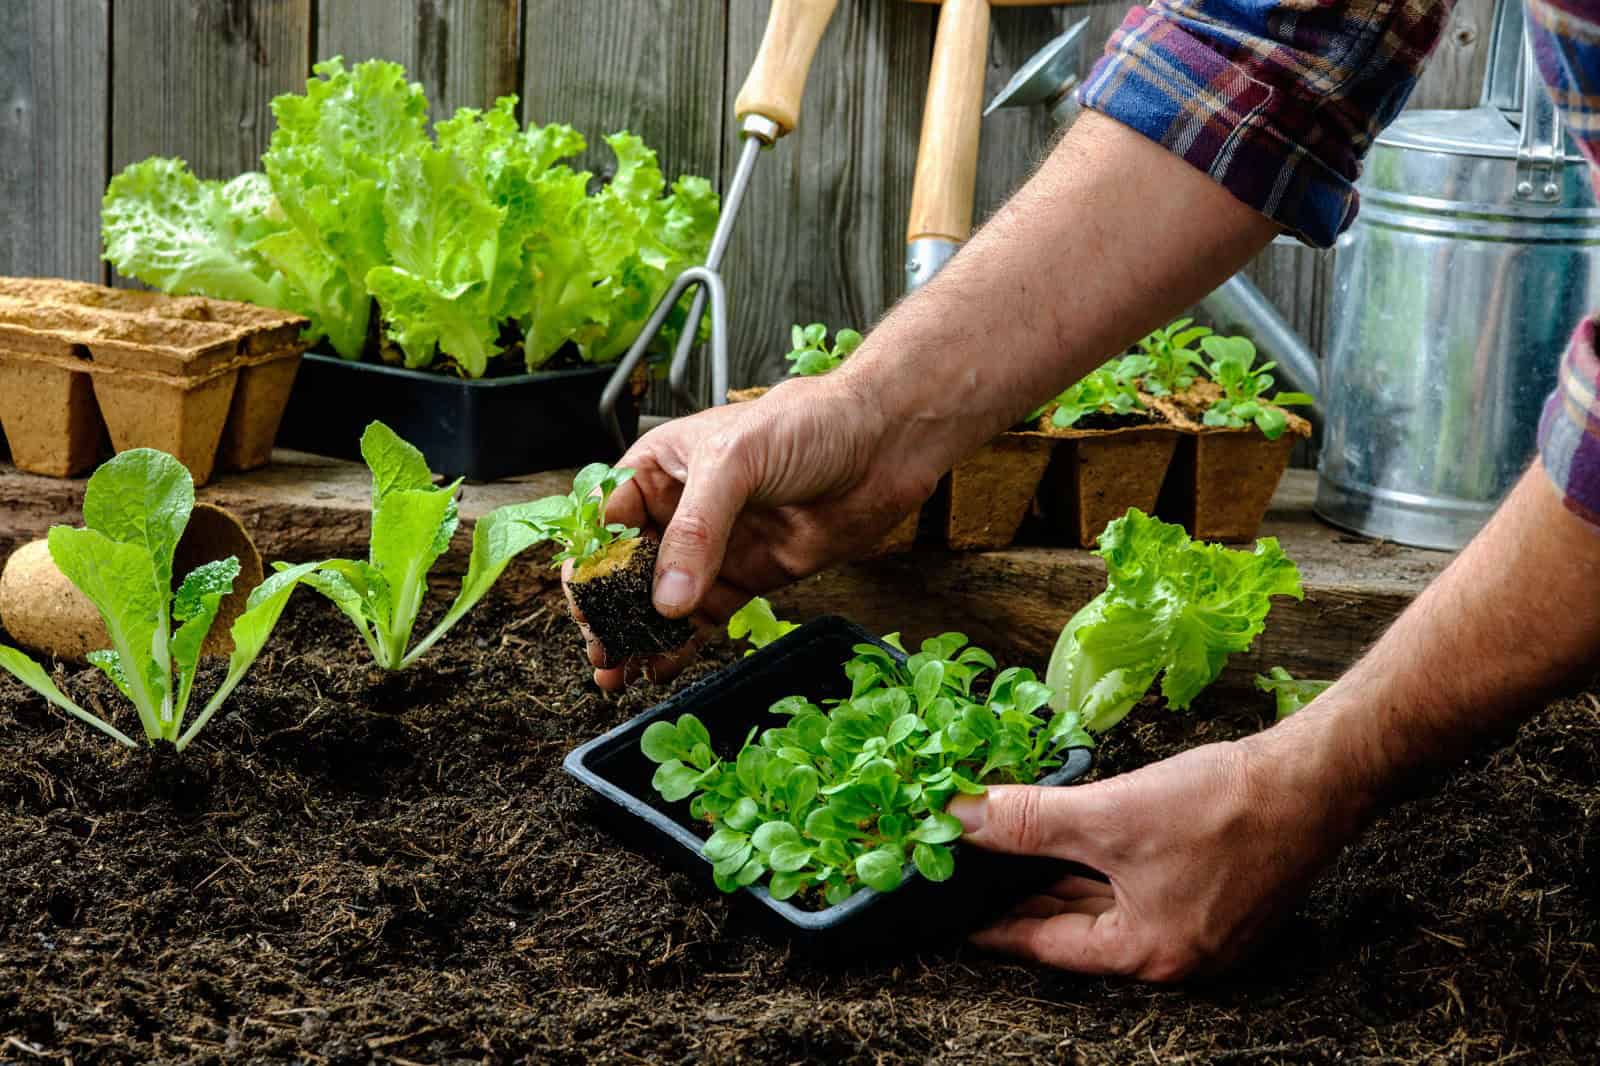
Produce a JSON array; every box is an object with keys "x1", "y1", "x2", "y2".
[
  {"x1": 1255, "y1": 667, "x2": 1333, "y2": 720},
  {"x1": 643, "y1": 632, "x2": 1092, "y2": 904},
  {"x1": 786, "y1": 323, "x2": 863, "y2": 377},
  {"x1": 1040, "y1": 355, "x2": 1150, "y2": 429},
  {"x1": 295, "y1": 422, "x2": 557, "y2": 670},
  {"x1": 0, "y1": 450, "x2": 314, "y2": 750},
  {"x1": 1134, "y1": 317, "x2": 1213, "y2": 396},
  {"x1": 1197, "y1": 335, "x2": 1315, "y2": 440},
  {"x1": 1046, "y1": 509, "x2": 1304, "y2": 733}
]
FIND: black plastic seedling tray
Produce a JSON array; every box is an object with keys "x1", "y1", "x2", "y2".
[
  {"x1": 564, "y1": 616, "x2": 1094, "y2": 955},
  {"x1": 277, "y1": 353, "x2": 638, "y2": 481}
]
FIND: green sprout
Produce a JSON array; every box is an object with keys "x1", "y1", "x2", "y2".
[
  {"x1": 1255, "y1": 667, "x2": 1333, "y2": 720},
  {"x1": 786, "y1": 323, "x2": 863, "y2": 377},
  {"x1": 1039, "y1": 355, "x2": 1149, "y2": 429},
  {"x1": 1134, "y1": 317, "x2": 1213, "y2": 396},
  {"x1": 521, "y1": 463, "x2": 640, "y2": 567},
  {"x1": 727, "y1": 597, "x2": 799, "y2": 655},
  {"x1": 1197, "y1": 336, "x2": 1314, "y2": 440}
]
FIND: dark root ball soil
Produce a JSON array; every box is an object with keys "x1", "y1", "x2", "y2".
[
  {"x1": 569, "y1": 537, "x2": 695, "y2": 662},
  {"x1": 3, "y1": 585, "x2": 1599, "y2": 1063}
]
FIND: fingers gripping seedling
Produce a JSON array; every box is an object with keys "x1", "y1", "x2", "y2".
[
  {"x1": 543, "y1": 464, "x2": 694, "y2": 661},
  {"x1": 0, "y1": 450, "x2": 314, "y2": 750},
  {"x1": 643, "y1": 622, "x2": 1093, "y2": 906}
]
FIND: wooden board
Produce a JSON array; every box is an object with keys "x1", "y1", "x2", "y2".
[
  {"x1": 315, "y1": 0, "x2": 522, "y2": 119},
  {"x1": 0, "y1": 456, "x2": 1451, "y2": 683},
  {"x1": 0, "y1": 0, "x2": 110, "y2": 284},
  {"x1": 110, "y1": 1, "x2": 311, "y2": 184},
  {"x1": 720, "y1": 0, "x2": 936, "y2": 396}
]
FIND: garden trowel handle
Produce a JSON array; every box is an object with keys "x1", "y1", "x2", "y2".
[
  {"x1": 906, "y1": 0, "x2": 991, "y2": 288},
  {"x1": 736, "y1": 0, "x2": 841, "y2": 139}
]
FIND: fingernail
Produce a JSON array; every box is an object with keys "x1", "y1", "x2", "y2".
[
  {"x1": 654, "y1": 567, "x2": 695, "y2": 614},
  {"x1": 949, "y1": 794, "x2": 987, "y2": 833}
]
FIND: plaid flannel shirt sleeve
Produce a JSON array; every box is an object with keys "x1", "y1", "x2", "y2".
[
  {"x1": 1077, "y1": 1, "x2": 1451, "y2": 249},
  {"x1": 1531, "y1": 0, "x2": 1600, "y2": 527}
]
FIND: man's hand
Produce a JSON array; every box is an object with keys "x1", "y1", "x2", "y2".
[
  {"x1": 951, "y1": 714, "x2": 1372, "y2": 981},
  {"x1": 573, "y1": 372, "x2": 938, "y2": 690}
]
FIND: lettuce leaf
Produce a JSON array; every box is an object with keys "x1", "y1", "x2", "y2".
[{"x1": 1046, "y1": 509, "x2": 1304, "y2": 732}]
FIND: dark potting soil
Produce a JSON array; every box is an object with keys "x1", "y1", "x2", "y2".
[
  {"x1": 3, "y1": 582, "x2": 1600, "y2": 1064},
  {"x1": 568, "y1": 539, "x2": 695, "y2": 664}
]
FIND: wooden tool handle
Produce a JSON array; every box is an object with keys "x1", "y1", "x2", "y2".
[
  {"x1": 735, "y1": 0, "x2": 840, "y2": 136},
  {"x1": 907, "y1": 0, "x2": 990, "y2": 243}
]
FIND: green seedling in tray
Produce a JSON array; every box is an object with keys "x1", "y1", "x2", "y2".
[
  {"x1": 1039, "y1": 354, "x2": 1150, "y2": 429},
  {"x1": 0, "y1": 450, "x2": 314, "y2": 750},
  {"x1": 1197, "y1": 335, "x2": 1314, "y2": 440},
  {"x1": 1134, "y1": 317, "x2": 1213, "y2": 396}
]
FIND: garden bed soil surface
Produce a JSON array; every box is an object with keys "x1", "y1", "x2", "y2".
[{"x1": 4, "y1": 580, "x2": 1600, "y2": 1064}]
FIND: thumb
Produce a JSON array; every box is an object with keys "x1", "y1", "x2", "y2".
[
  {"x1": 652, "y1": 438, "x2": 755, "y2": 618},
  {"x1": 950, "y1": 784, "x2": 1111, "y2": 867}
]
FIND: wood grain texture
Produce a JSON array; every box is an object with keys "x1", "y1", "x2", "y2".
[
  {"x1": 734, "y1": 0, "x2": 841, "y2": 135},
  {"x1": 907, "y1": 0, "x2": 990, "y2": 242},
  {"x1": 110, "y1": 0, "x2": 312, "y2": 184},
  {"x1": 722, "y1": 0, "x2": 936, "y2": 393},
  {"x1": 315, "y1": 0, "x2": 522, "y2": 118},
  {"x1": 0, "y1": 0, "x2": 110, "y2": 283},
  {"x1": 1411, "y1": 0, "x2": 1497, "y2": 110}
]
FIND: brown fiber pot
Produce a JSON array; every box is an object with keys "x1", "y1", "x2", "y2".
[
  {"x1": 1152, "y1": 387, "x2": 1312, "y2": 542},
  {"x1": 0, "y1": 352, "x2": 105, "y2": 477},
  {"x1": 940, "y1": 432, "x2": 1055, "y2": 551},
  {"x1": 1036, "y1": 409, "x2": 1179, "y2": 549}
]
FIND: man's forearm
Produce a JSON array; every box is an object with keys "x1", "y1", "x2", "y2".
[
  {"x1": 829, "y1": 110, "x2": 1280, "y2": 484},
  {"x1": 1260, "y1": 463, "x2": 1600, "y2": 821}
]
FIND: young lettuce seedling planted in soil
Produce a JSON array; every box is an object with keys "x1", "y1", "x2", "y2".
[
  {"x1": 643, "y1": 628, "x2": 1092, "y2": 906},
  {"x1": 535, "y1": 464, "x2": 694, "y2": 660},
  {"x1": 1047, "y1": 509, "x2": 1304, "y2": 733},
  {"x1": 0, "y1": 450, "x2": 314, "y2": 750},
  {"x1": 1255, "y1": 667, "x2": 1334, "y2": 720},
  {"x1": 296, "y1": 422, "x2": 554, "y2": 670},
  {"x1": 786, "y1": 323, "x2": 862, "y2": 377},
  {"x1": 1197, "y1": 336, "x2": 1315, "y2": 440}
]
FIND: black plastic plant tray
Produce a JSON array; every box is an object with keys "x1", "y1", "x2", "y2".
[
  {"x1": 276, "y1": 352, "x2": 638, "y2": 481},
  {"x1": 563, "y1": 615, "x2": 1094, "y2": 956}
]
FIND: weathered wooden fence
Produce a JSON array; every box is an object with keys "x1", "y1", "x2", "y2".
[{"x1": 2, "y1": 0, "x2": 1494, "y2": 410}]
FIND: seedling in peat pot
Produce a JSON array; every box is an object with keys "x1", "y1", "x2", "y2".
[
  {"x1": 0, "y1": 449, "x2": 314, "y2": 750},
  {"x1": 1038, "y1": 355, "x2": 1150, "y2": 429},
  {"x1": 295, "y1": 422, "x2": 555, "y2": 670},
  {"x1": 1197, "y1": 336, "x2": 1314, "y2": 440},
  {"x1": 1135, "y1": 318, "x2": 1213, "y2": 396},
  {"x1": 785, "y1": 323, "x2": 862, "y2": 377},
  {"x1": 642, "y1": 632, "x2": 1093, "y2": 906},
  {"x1": 534, "y1": 464, "x2": 694, "y2": 661}
]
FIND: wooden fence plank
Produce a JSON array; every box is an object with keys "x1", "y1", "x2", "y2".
[
  {"x1": 721, "y1": 0, "x2": 936, "y2": 395},
  {"x1": 110, "y1": 0, "x2": 313, "y2": 184},
  {"x1": 0, "y1": 0, "x2": 110, "y2": 283},
  {"x1": 1412, "y1": 0, "x2": 1497, "y2": 110},
  {"x1": 314, "y1": 0, "x2": 522, "y2": 120}
]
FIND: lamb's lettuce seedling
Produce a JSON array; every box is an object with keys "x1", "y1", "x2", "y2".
[
  {"x1": 297, "y1": 422, "x2": 555, "y2": 669},
  {"x1": 1135, "y1": 318, "x2": 1213, "y2": 396},
  {"x1": 643, "y1": 633, "x2": 1092, "y2": 905},
  {"x1": 0, "y1": 449, "x2": 314, "y2": 750},
  {"x1": 786, "y1": 323, "x2": 862, "y2": 377},
  {"x1": 1046, "y1": 509, "x2": 1304, "y2": 733},
  {"x1": 518, "y1": 463, "x2": 638, "y2": 567},
  {"x1": 1197, "y1": 335, "x2": 1314, "y2": 440},
  {"x1": 1255, "y1": 667, "x2": 1333, "y2": 720},
  {"x1": 1041, "y1": 356, "x2": 1148, "y2": 429},
  {"x1": 727, "y1": 597, "x2": 798, "y2": 654}
]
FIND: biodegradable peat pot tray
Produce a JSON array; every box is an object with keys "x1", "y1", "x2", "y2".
[
  {"x1": 939, "y1": 431, "x2": 1056, "y2": 551},
  {"x1": 1154, "y1": 387, "x2": 1312, "y2": 542},
  {"x1": 564, "y1": 615, "x2": 1094, "y2": 956},
  {"x1": 277, "y1": 352, "x2": 639, "y2": 482},
  {"x1": 0, "y1": 278, "x2": 308, "y2": 484},
  {"x1": 1036, "y1": 404, "x2": 1180, "y2": 548}
]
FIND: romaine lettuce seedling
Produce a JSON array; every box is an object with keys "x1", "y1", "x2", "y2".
[
  {"x1": 1046, "y1": 509, "x2": 1304, "y2": 733},
  {"x1": 1197, "y1": 335, "x2": 1314, "y2": 440},
  {"x1": 786, "y1": 323, "x2": 862, "y2": 377},
  {"x1": 531, "y1": 464, "x2": 693, "y2": 661},
  {"x1": 643, "y1": 633, "x2": 1092, "y2": 905},
  {"x1": 1040, "y1": 355, "x2": 1149, "y2": 429},
  {"x1": 1135, "y1": 317, "x2": 1212, "y2": 396},
  {"x1": 1255, "y1": 667, "x2": 1333, "y2": 720},
  {"x1": 296, "y1": 422, "x2": 555, "y2": 670},
  {"x1": 0, "y1": 449, "x2": 314, "y2": 750},
  {"x1": 727, "y1": 597, "x2": 798, "y2": 654}
]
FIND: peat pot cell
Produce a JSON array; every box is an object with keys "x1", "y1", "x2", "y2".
[
  {"x1": 564, "y1": 616, "x2": 1094, "y2": 956},
  {"x1": 0, "y1": 354, "x2": 105, "y2": 477},
  {"x1": 217, "y1": 351, "x2": 303, "y2": 473},
  {"x1": 942, "y1": 433, "x2": 1055, "y2": 551},
  {"x1": 90, "y1": 370, "x2": 238, "y2": 488},
  {"x1": 1159, "y1": 427, "x2": 1304, "y2": 543},
  {"x1": 568, "y1": 538, "x2": 695, "y2": 663},
  {"x1": 1040, "y1": 425, "x2": 1179, "y2": 548}
]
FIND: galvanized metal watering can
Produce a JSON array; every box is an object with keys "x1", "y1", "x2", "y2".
[{"x1": 1315, "y1": 0, "x2": 1600, "y2": 549}]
